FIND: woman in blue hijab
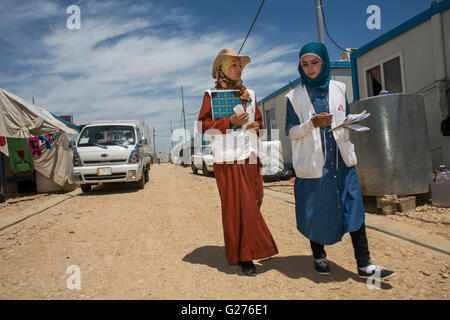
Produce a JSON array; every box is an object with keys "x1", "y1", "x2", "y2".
[{"x1": 285, "y1": 42, "x2": 395, "y2": 280}]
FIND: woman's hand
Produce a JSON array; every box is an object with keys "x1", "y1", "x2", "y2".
[
  {"x1": 230, "y1": 112, "x2": 249, "y2": 126},
  {"x1": 311, "y1": 112, "x2": 333, "y2": 128},
  {"x1": 245, "y1": 121, "x2": 260, "y2": 132}
]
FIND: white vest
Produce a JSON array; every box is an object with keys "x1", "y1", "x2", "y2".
[
  {"x1": 204, "y1": 88, "x2": 259, "y2": 163},
  {"x1": 285, "y1": 80, "x2": 357, "y2": 178}
]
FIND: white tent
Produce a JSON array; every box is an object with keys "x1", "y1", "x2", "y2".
[{"x1": 0, "y1": 88, "x2": 78, "y2": 191}]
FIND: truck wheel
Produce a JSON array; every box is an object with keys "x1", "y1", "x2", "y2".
[
  {"x1": 202, "y1": 162, "x2": 210, "y2": 177},
  {"x1": 80, "y1": 184, "x2": 91, "y2": 193},
  {"x1": 191, "y1": 162, "x2": 198, "y2": 174},
  {"x1": 0, "y1": 192, "x2": 6, "y2": 203},
  {"x1": 144, "y1": 166, "x2": 149, "y2": 182},
  {"x1": 136, "y1": 171, "x2": 145, "y2": 189}
]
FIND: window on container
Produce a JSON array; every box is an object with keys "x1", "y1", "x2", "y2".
[
  {"x1": 270, "y1": 109, "x2": 277, "y2": 139},
  {"x1": 270, "y1": 109, "x2": 277, "y2": 129},
  {"x1": 366, "y1": 65, "x2": 382, "y2": 96},
  {"x1": 383, "y1": 57, "x2": 402, "y2": 93},
  {"x1": 265, "y1": 110, "x2": 272, "y2": 140}
]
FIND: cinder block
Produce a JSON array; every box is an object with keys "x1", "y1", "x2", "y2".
[
  {"x1": 376, "y1": 195, "x2": 398, "y2": 209},
  {"x1": 398, "y1": 196, "x2": 416, "y2": 212},
  {"x1": 381, "y1": 204, "x2": 397, "y2": 215}
]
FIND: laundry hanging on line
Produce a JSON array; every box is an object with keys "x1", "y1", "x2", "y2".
[
  {"x1": 6, "y1": 137, "x2": 35, "y2": 174},
  {"x1": 28, "y1": 137, "x2": 42, "y2": 157},
  {"x1": 39, "y1": 135, "x2": 52, "y2": 150},
  {"x1": 2, "y1": 130, "x2": 59, "y2": 160}
]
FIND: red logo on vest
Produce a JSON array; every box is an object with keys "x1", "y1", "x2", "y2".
[{"x1": 338, "y1": 104, "x2": 344, "y2": 111}]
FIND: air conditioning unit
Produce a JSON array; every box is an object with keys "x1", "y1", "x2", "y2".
[{"x1": 341, "y1": 48, "x2": 358, "y2": 61}]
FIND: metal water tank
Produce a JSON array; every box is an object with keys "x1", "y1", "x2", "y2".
[{"x1": 349, "y1": 93, "x2": 433, "y2": 196}]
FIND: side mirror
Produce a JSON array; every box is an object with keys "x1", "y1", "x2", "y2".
[
  {"x1": 140, "y1": 137, "x2": 148, "y2": 146},
  {"x1": 69, "y1": 140, "x2": 75, "y2": 149}
]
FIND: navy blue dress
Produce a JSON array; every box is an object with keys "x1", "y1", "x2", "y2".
[{"x1": 285, "y1": 85, "x2": 365, "y2": 245}]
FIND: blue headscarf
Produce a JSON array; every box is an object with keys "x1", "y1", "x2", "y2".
[{"x1": 298, "y1": 42, "x2": 331, "y2": 89}]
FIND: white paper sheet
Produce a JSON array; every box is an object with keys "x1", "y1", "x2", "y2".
[{"x1": 329, "y1": 109, "x2": 371, "y2": 132}]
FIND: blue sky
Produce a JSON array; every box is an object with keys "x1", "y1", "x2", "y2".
[{"x1": 0, "y1": 0, "x2": 434, "y2": 153}]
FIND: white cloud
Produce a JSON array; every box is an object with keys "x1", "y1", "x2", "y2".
[
  {"x1": 0, "y1": 0, "x2": 60, "y2": 27},
  {"x1": 1, "y1": 0, "x2": 299, "y2": 153}
]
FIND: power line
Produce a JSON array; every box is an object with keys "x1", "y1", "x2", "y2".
[
  {"x1": 181, "y1": 86, "x2": 186, "y2": 134},
  {"x1": 238, "y1": 0, "x2": 267, "y2": 54},
  {"x1": 170, "y1": 120, "x2": 174, "y2": 150},
  {"x1": 154, "y1": 127, "x2": 172, "y2": 132},
  {"x1": 185, "y1": 110, "x2": 200, "y2": 116},
  {"x1": 185, "y1": 116, "x2": 200, "y2": 122},
  {"x1": 320, "y1": 0, "x2": 351, "y2": 52}
]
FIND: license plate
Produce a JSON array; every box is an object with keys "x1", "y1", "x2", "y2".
[{"x1": 97, "y1": 167, "x2": 112, "y2": 176}]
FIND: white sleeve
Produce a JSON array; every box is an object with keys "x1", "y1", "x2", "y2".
[{"x1": 288, "y1": 119, "x2": 315, "y2": 140}]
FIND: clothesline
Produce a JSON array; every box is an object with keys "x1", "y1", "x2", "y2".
[{"x1": 0, "y1": 130, "x2": 62, "y2": 175}]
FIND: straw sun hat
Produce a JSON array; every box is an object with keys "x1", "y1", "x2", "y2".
[{"x1": 212, "y1": 48, "x2": 251, "y2": 79}]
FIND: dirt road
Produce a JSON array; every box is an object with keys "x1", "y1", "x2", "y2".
[{"x1": 0, "y1": 163, "x2": 448, "y2": 299}]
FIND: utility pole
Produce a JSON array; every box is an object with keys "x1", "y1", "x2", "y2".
[
  {"x1": 170, "y1": 120, "x2": 174, "y2": 150},
  {"x1": 153, "y1": 127, "x2": 156, "y2": 155},
  {"x1": 315, "y1": 0, "x2": 326, "y2": 44},
  {"x1": 181, "y1": 86, "x2": 186, "y2": 142}
]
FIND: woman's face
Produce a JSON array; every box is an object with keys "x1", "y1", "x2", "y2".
[
  {"x1": 300, "y1": 54, "x2": 323, "y2": 79},
  {"x1": 227, "y1": 57, "x2": 243, "y2": 81}
]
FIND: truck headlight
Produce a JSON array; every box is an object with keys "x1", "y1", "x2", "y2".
[
  {"x1": 73, "y1": 148, "x2": 82, "y2": 167},
  {"x1": 129, "y1": 150, "x2": 139, "y2": 164}
]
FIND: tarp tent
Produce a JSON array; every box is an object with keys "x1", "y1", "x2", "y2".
[{"x1": 0, "y1": 88, "x2": 78, "y2": 192}]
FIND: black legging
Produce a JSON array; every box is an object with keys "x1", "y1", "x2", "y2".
[{"x1": 310, "y1": 223, "x2": 371, "y2": 268}]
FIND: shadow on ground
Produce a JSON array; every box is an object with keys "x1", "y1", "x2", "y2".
[
  {"x1": 78, "y1": 183, "x2": 140, "y2": 196},
  {"x1": 190, "y1": 172, "x2": 215, "y2": 178},
  {"x1": 183, "y1": 245, "x2": 392, "y2": 289}
]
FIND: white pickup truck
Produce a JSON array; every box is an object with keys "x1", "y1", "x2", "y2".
[
  {"x1": 191, "y1": 143, "x2": 214, "y2": 177},
  {"x1": 72, "y1": 120, "x2": 152, "y2": 192}
]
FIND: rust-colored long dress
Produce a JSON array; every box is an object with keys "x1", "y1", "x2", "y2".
[{"x1": 198, "y1": 91, "x2": 278, "y2": 265}]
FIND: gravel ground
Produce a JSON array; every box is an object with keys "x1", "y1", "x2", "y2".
[
  {"x1": 265, "y1": 180, "x2": 450, "y2": 240},
  {"x1": 387, "y1": 205, "x2": 449, "y2": 240},
  {"x1": 0, "y1": 192, "x2": 64, "y2": 220},
  {"x1": 0, "y1": 164, "x2": 448, "y2": 300}
]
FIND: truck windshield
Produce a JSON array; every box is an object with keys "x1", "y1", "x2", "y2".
[
  {"x1": 77, "y1": 125, "x2": 135, "y2": 147},
  {"x1": 204, "y1": 145, "x2": 212, "y2": 155}
]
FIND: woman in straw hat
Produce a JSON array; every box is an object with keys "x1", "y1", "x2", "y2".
[
  {"x1": 197, "y1": 48, "x2": 278, "y2": 276},
  {"x1": 285, "y1": 42, "x2": 395, "y2": 280}
]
